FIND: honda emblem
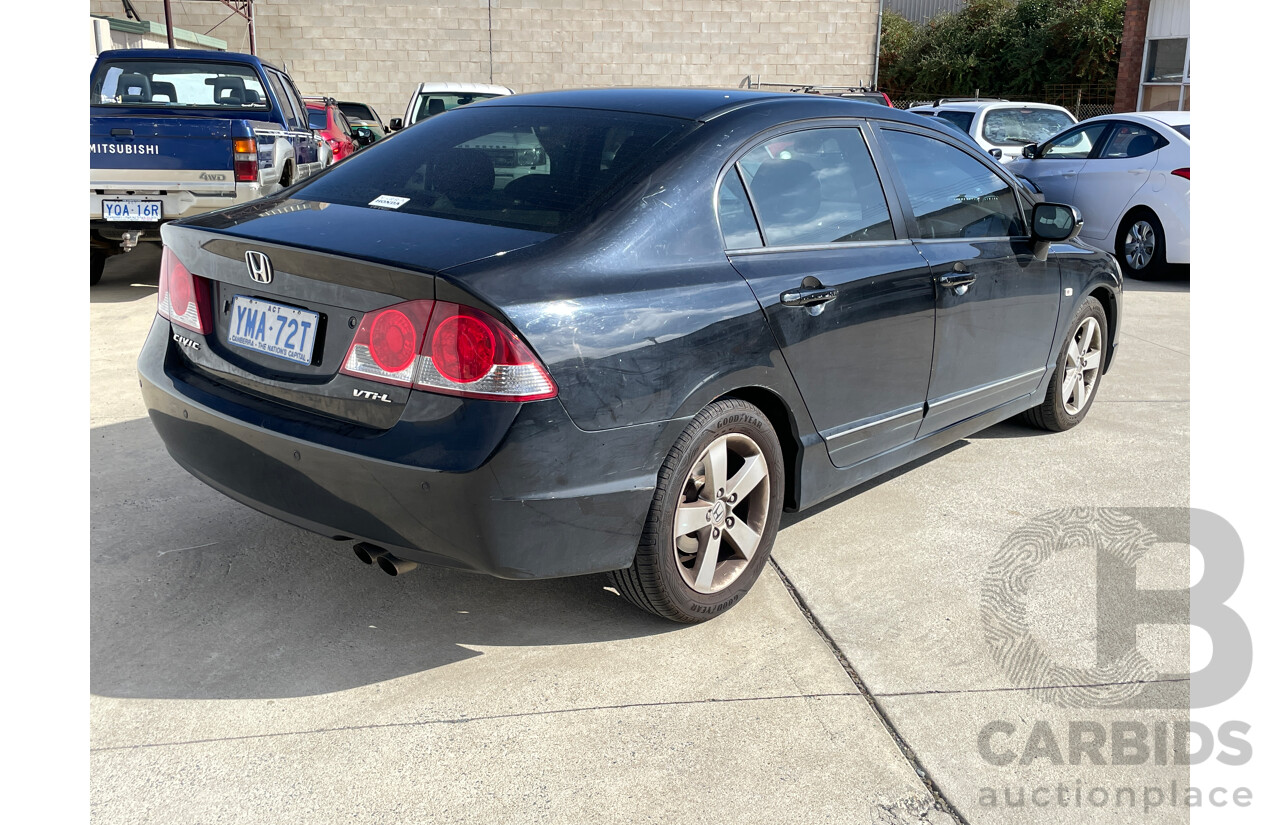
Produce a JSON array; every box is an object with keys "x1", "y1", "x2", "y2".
[{"x1": 245, "y1": 250, "x2": 273, "y2": 284}]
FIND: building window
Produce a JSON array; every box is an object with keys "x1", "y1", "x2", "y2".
[{"x1": 1140, "y1": 37, "x2": 1189, "y2": 112}]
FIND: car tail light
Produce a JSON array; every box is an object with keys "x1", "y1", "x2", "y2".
[
  {"x1": 341, "y1": 300, "x2": 435, "y2": 386},
  {"x1": 157, "y1": 246, "x2": 210, "y2": 334},
  {"x1": 1171, "y1": 167, "x2": 1190, "y2": 180},
  {"x1": 233, "y1": 137, "x2": 258, "y2": 182},
  {"x1": 341, "y1": 300, "x2": 557, "y2": 401}
]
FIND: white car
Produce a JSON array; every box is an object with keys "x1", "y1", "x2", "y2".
[
  {"x1": 1007, "y1": 111, "x2": 1190, "y2": 279},
  {"x1": 908, "y1": 99, "x2": 1077, "y2": 164},
  {"x1": 388, "y1": 82, "x2": 514, "y2": 132}
]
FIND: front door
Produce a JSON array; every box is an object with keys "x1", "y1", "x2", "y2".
[{"x1": 875, "y1": 126, "x2": 1062, "y2": 435}]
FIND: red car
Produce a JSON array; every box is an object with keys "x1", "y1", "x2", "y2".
[{"x1": 304, "y1": 97, "x2": 357, "y2": 163}]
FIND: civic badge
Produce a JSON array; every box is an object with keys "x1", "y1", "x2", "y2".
[{"x1": 245, "y1": 250, "x2": 273, "y2": 284}]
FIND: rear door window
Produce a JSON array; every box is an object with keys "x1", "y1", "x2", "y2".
[
  {"x1": 1097, "y1": 122, "x2": 1167, "y2": 158},
  {"x1": 880, "y1": 129, "x2": 1025, "y2": 239},
  {"x1": 735, "y1": 127, "x2": 895, "y2": 247}
]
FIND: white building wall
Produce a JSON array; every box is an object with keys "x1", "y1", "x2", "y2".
[
  {"x1": 1147, "y1": 0, "x2": 1190, "y2": 39},
  {"x1": 88, "y1": 0, "x2": 879, "y2": 135}
]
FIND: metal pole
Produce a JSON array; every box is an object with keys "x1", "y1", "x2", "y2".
[
  {"x1": 248, "y1": 2, "x2": 257, "y2": 55},
  {"x1": 872, "y1": 0, "x2": 884, "y2": 89},
  {"x1": 163, "y1": 0, "x2": 175, "y2": 48}
]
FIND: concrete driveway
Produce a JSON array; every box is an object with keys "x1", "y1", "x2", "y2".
[{"x1": 91, "y1": 248, "x2": 1190, "y2": 824}]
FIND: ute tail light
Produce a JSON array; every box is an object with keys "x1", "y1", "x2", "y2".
[
  {"x1": 233, "y1": 136, "x2": 258, "y2": 183},
  {"x1": 157, "y1": 246, "x2": 210, "y2": 334},
  {"x1": 1171, "y1": 167, "x2": 1190, "y2": 180},
  {"x1": 341, "y1": 300, "x2": 557, "y2": 402}
]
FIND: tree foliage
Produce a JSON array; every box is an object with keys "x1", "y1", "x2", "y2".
[{"x1": 878, "y1": 0, "x2": 1125, "y2": 98}]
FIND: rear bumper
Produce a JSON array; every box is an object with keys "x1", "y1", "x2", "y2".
[
  {"x1": 137, "y1": 317, "x2": 669, "y2": 579},
  {"x1": 90, "y1": 182, "x2": 271, "y2": 244}
]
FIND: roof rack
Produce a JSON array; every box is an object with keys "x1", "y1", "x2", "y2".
[
  {"x1": 931, "y1": 96, "x2": 1009, "y2": 105},
  {"x1": 748, "y1": 81, "x2": 884, "y2": 96}
]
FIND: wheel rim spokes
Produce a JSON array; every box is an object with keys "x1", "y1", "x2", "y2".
[
  {"x1": 673, "y1": 433, "x2": 771, "y2": 594},
  {"x1": 1125, "y1": 221, "x2": 1155, "y2": 269},
  {"x1": 1061, "y1": 316, "x2": 1102, "y2": 416}
]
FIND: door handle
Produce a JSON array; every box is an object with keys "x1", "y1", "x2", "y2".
[
  {"x1": 780, "y1": 287, "x2": 838, "y2": 308},
  {"x1": 938, "y1": 272, "x2": 977, "y2": 295}
]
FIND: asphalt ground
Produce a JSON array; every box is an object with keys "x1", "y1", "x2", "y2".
[{"x1": 91, "y1": 246, "x2": 1191, "y2": 824}]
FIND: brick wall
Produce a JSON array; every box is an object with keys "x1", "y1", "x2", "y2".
[
  {"x1": 91, "y1": 0, "x2": 879, "y2": 129},
  {"x1": 1114, "y1": 0, "x2": 1150, "y2": 113}
]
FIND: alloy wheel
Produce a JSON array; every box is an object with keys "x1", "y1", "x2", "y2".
[
  {"x1": 672, "y1": 433, "x2": 771, "y2": 594},
  {"x1": 1124, "y1": 220, "x2": 1156, "y2": 271},
  {"x1": 1061, "y1": 316, "x2": 1103, "y2": 416}
]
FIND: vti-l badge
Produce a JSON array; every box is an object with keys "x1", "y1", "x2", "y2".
[{"x1": 245, "y1": 250, "x2": 273, "y2": 284}]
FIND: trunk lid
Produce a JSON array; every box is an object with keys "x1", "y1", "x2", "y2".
[{"x1": 160, "y1": 204, "x2": 552, "y2": 429}]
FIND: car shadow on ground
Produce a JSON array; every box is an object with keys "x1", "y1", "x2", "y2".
[
  {"x1": 1123, "y1": 264, "x2": 1190, "y2": 293},
  {"x1": 91, "y1": 416, "x2": 678, "y2": 702},
  {"x1": 92, "y1": 245, "x2": 161, "y2": 303}
]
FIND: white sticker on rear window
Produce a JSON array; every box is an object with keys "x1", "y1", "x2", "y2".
[{"x1": 369, "y1": 195, "x2": 410, "y2": 209}]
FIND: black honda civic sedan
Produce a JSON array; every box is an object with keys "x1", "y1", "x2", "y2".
[{"x1": 139, "y1": 89, "x2": 1121, "y2": 622}]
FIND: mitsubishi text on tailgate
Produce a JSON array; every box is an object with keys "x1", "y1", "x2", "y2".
[{"x1": 89, "y1": 49, "x2": 324, "y2": 284}]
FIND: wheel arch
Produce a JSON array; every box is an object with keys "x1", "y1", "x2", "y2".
[
  {"x1": 1088, "y1": 285, "x2": 1120, "y2": 373},
  {"x1": 715, "y1": 386, "x2": 802, "y2": 511}
]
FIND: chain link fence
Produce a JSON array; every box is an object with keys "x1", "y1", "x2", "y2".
[{"x1": 890, "y1": 84, "x2": 1115, "y2": 119}]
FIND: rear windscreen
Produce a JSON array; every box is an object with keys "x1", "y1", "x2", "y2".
[
  {"x1": 338, "y1": 103, "x2": 375, "y2": 121},
  {"x1": 91, "y1": 60, "x2": 270, "y2": 110},
  {"x1": 296, "y1": 106, "x2": 694, "y2": 233}
]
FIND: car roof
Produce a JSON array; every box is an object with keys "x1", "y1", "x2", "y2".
[
  {"x1": 412, "y1": 82, "x2": 514, "y2": 95},
  {"x1": 465, "y1": 87, "x2": 933, "y2": 124},
  {"x1": 95, "y1": 48, "x2": 284, "y2": 75},
  {"x1": 1089, "y1": 110, "x2": 1190, "y2": 127},
  {"x1": 912, "y1": 100, "x2": 1074, "y2": 115}
]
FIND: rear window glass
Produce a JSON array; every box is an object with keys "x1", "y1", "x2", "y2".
[
  {"x1": 338, "y1": 103, "x2": 375, "y2": 121},
  {"x1": 307, "y1": 109, "x2": 327, "y2": 130},
  {"x1": 91, "y1": 60, "x2": 270, "y2": 110},
  {"x1": 981, "y1": 108, "x2": 1076, "y2": 147},
  {"x1": 296, "y1": 106, "x2": 694, "y2": 233},
  {"x1": 1174, "y1": 124, "x2": 1190, "y2": 139}
]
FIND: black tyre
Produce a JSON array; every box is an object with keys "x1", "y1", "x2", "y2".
[
  {"x1": 610, "y1": 399, "x2": 784, "y2": 623},
  {"x1": 1021, "y1": 297, "x2": 1107, "y2": 432},
  {"x1": 90, "y1": 247, "x2": 107, "y2": 286},
  {"x1": 1116, "y1": 209, "x2": 1167, "y2": 280}
]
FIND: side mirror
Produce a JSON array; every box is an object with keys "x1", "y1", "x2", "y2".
[
  {"x1": 988, "y1": 147, "x2": 1003, "y2": 160},
  {"x1": 1030, "y1": 202, "x2": 1083, "y2": 261},
  {"x1": 1022, "y1": 144, "x2": 1038, "y2": 159},
  {"x1": 389, "y1": 118, "x2": 403, "y2": 131},
  {"x1": 353, "y1": 127, "x2": 376, "y2": 147}
]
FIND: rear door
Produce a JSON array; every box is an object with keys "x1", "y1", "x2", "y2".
[
  {"x1": 723, "y1": 124, "x2": 936, "y2": 469},
  {"x1": 874, "y1": 125, "x2": 1061, "y2": 434}
]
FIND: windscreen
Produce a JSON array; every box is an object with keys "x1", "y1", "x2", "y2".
[
  {"x1": 91, "y1": 59, "x2": 270, "y2": 110},
  {"x1": 411, "y1": 93, "x2": 505, "y2": 124},
  {"x1": 296, "y1": 106, "x2": 694, "y2": 233},
  {"x1": 982, "y1": 108, "x2": 1076, "y2": 147}
]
